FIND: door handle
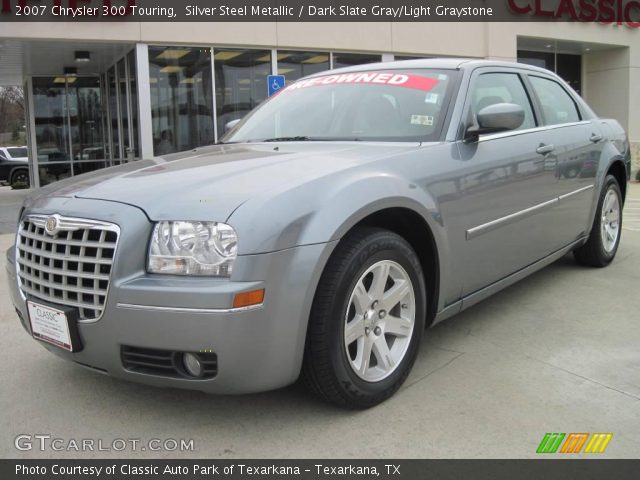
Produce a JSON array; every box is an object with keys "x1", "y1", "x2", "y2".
[
  {"x1": 536, "y1": 144, "x2": 555, "y2": 155},
  {"x1": 589, "y1": 133, "x2": 603, "y2": 143}
]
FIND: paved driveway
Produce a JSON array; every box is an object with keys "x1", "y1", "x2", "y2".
[
  {"x1": 1, "y1": 184, "x2": 638, "y2": 459},
  {"x1": 0, "y1": 186, "x2": 29, "y2": 234}
]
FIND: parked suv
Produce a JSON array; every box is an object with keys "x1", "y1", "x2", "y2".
[{"x1": 0, "y1": 146, "x2": 29, "y2": 187}]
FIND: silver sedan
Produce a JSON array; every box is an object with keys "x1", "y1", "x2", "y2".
[{"x1": 6, "y1": 59, "x2": 631, "y2": 408}]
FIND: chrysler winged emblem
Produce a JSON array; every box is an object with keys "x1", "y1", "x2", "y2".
[{"x1": 44, "y1": 215, "x2": 59, "y2": 236}]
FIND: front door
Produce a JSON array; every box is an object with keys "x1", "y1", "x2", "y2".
[{"x1": 446, "y1": 69, "x2": 561, "y2": 297}]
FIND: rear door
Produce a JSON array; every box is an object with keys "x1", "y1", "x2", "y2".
[
  {"x1": 449, "y1": 68, "x2": 561, "y2": 296},
  {"x1": 525, "y1": 74, "x2": 601, "y2": 245}
]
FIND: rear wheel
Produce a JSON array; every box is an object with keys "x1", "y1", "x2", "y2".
[
  {"x1": 574, "y1": 174, "x2": 622, "y2": 267},
  {"x1": 301, "y1": 227, "x2": 426, "y2": 408}
]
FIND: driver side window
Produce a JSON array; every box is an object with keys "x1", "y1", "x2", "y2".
[{"x1": 472, "y1": 73, "x2": 537, "y2": 131}]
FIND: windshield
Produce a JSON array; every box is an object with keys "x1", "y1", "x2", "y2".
[{"x1": 223, "y1": 69, "x2": 456, "y2": 143}]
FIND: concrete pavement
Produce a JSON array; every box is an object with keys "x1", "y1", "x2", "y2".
[
  {"x1": 0, "y1": 184, "x2": 638, "y2": 459},
  {"x1": 0, "y1": 186, "x2": 29, "y2": 234}
]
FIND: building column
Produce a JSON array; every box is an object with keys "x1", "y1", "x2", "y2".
[
  {"x1": 135, "y1": 43, "x2": 154, "y2": 159},
  {"x1": 25, "y1": 76, "x2": 40, "y2": 188}
]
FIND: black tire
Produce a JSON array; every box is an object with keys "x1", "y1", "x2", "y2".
[
  {"x1": 574, "y1": 174, "x2": 623, "y2": 267},
  {"x1": 301, "y1": 227, "x2": 426, "y2": 408},
  {"x1": 10, "y1": 169, "x2": 30, "y2": 188}
]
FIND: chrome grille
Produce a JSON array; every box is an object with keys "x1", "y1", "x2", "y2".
[{"x1": 16, "y1": 214, "x2": 120, "y2": 321}]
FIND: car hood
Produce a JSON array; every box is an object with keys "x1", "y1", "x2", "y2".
[{"x1": 26, "y1": 142, "x2": 424, "y2": 221}]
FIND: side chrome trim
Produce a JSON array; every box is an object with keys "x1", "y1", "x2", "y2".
[
  {"x1": 466, "y1": 198, "x2": 558, "y2": 240},
  {"x1": 466, "y1": 184, "x2": 595, "y2": 240},
  {"x1": 116, "y1": 303, "x2": 264, "y2": 314},
  {"x1": 478, "y1": 121, "x2": 591, "y2": 143},
  {"x1": 558, "y1": 184, "x2": 594, "y2": 201}
]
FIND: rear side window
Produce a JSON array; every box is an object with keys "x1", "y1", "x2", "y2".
[
  {"x1": 471, "y1": 73, "x2": 536, "y2": 131},
  {"x1": 7, "y1": 147, "x2": 27, "y2": 158},
  {"x1": 529, "y1": 76, "x2": 580, "y2": 125}
]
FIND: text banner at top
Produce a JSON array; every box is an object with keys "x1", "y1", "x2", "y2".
[{"x1": 0, "y1": 0, "x2": 639, "y2": 26}]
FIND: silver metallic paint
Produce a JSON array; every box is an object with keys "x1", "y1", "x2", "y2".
[{"x1": 6, "y1": 59, "x2": 629, "y2": 394}]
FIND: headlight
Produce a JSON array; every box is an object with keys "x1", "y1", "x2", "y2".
[{"x1": 148, "y1": 221, "x2": 238, "y2": 276}]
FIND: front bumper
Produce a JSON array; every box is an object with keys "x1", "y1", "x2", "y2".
[{"x1": 6, "y1": 197, "x2": 336, "y2": 394}]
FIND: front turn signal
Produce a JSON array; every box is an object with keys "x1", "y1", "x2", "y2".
[{"x1": 233, "y1": 289, "x2": 265, "y2": 309}]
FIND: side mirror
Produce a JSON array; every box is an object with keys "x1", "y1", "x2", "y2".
[
  {"x1": 225, "y1": 119, "x2": 241, "y2": 132},
  {"x1": 464, "y1": 103, "x2": 525, "y2": 143}
]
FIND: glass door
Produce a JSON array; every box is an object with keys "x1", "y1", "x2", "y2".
[
  {"x1": 68, "y1": 76, "x2": 109, "y2": 175},
  {"x1": 32, "y1": 77, "x2": 73, "y2": 186}
]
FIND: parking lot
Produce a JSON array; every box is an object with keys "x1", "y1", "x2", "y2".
[{"x1": 0, "y1": 184, "x2": 638, "y2": 459}]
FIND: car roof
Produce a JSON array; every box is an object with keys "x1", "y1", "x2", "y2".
[{"x1": 306, "y1": 58, "x2": 554, "y2": 77}]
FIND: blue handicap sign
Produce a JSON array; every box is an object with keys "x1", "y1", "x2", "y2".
[{"x1": 267, "y1": 75, "x2": 286, "y2": 96}]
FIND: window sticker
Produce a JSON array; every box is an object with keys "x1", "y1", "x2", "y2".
[
  {"x1": 285, "y1": 72, "x2": 440, "y2": 93},
  {"x1": 410, "y1": 115, "x2": 434, "y2": 126},
  {"x1": 424, "y1": 92, "x2": 439, "y2": 104}
]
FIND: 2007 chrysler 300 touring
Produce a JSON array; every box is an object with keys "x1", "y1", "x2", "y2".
[{"x1": 7, "y1": 59, "x2": 631, "y2": 408}]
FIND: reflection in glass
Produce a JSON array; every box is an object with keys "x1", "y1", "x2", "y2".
[
  {"x1": 332, "y1": 53, "x2": 381, "y2": 69},
  {"x1": 214, "y1": 48, "x2": 271, "y2": 138},
  {"x1": 393, "y1": 55, "x2": 432, "y2": 61},
  {"x1": 277, "y1": 50, "x2": 329, "y2": 85},
  {"x1": 32, "y1": 77, "x2": 72, "y2": 186},
  {"x1": 68, "y1": 76, "x2": 104, "y2": 162},
  {"x1": 556, "y1": 54, "x2": 582, "y2": 95},
  {"x1": 107, "y1": 66, "x2": 121, "y2": 160},
  {"x1": 517, "y1": 50, "x2": 582, "y2": 96},
  {"x1": 118, "y1": 58, "x2": 130, "y2": 157},
  {"x1": 127, "y1": 50, "x2": 139, "y2": 157},
  {"x1": 517, "y1": 50, "x2": 555, "y2": 71},
  {"x1": 149, "y1": 46, "x2": 214, "y2": 155}
]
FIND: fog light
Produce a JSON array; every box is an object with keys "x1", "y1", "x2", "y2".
[{"x1": 182, "y1": 353, "x2": 203, "y2": 377}]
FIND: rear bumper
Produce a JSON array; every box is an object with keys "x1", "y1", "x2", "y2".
[{"x1": 6, "y1": 198, "x2": 337, "y2": 394}]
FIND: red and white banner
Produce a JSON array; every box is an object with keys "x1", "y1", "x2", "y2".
[{"x1": 285, "y1": 72, "x2": 440, "y2": 92}]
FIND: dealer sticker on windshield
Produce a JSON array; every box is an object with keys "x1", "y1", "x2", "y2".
[{"x1": 27, "y1": 301, "x2": 73, "y2": 352}]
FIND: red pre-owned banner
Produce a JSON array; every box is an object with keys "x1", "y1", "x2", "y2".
[{"x1": 285, "y1": 72, "x2": 440, "y2": 92}]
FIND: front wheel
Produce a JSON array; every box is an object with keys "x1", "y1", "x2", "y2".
[
  {"x1": 574, "y1": 174, "x2": 623, "y2": 267},
  {"x1": 301, "y1": 227, "x2": 426, "y2": 408}
]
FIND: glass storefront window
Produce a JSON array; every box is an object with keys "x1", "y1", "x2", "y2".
[
  {"x1": 517, "y1": 50, "x2": 582, "y2": 96},
  {"x1": 332, "y1": 53, "x2": 382, "y2": 69},
  {"x1": 394, "y1": 55, "x2": 432, "y2": 61},
  {"x1": 32, "y1": 77, "x2": 72, "y2": 186},
  {"x1": 68, "y1": 76, "x2": 105, "y2": 173},
  {"x1": 214, "y1": 48, "x2": 271, "y2": 138},
  {"x1": 107, "y1": 66, "x2": 121, "y2": 160},
  {"x1": 149, "y1": 46, "x2": 214, "y2": 155},
  {"x1": 118, "y1": 58, "x2": 130, "y2": 157},
  {"x1": 556, "y1": 54, "x2": 582, "y2": 95},
  {"x1": 32, "y1": 74, "x2": 122, "y2": 186},
  {"x1": 517, "y1": 50, "x2": 555, "y2": 71},
  {"x1": 127, "y1": 50, "x2": 139, "y2": 157},
  {"x1": 277, "y1": 50, "x2": 329, "y2": 85}
]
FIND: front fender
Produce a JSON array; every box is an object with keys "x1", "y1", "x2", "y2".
[
  {"x1": 229, "y1": 168, "x2": 445, "y2": 252},
  {"x1": 228, "y1": 168, "x2": 451, "y2": 311}
]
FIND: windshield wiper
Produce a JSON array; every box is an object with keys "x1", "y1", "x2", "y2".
[{"x1": 262, "y1": 136, "x2": 314, "y2": 142}]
